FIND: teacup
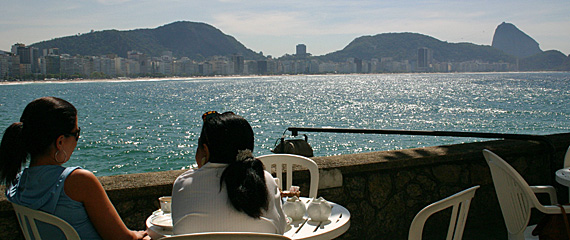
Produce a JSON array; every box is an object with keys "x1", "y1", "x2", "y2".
[
  {"x1": 282, "y1": 196, "x2": 306, "y2": 221},
  {"x1": 307, "y1": 197, "x2": 332, "y2": 222},
  {"x1": 159, "y1": 196, "x2": 172, "y2": 213}
]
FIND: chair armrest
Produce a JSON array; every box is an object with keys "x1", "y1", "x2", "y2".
[
  {"x1": 540, "y1": 205, "x2": 570, "y2": 214},
  {"x1": 531, "y1": 185, "x2": 558, "y2": 205}
]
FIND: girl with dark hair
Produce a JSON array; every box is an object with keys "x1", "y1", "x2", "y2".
[
  {"x1": 1, "y1": 97, "x2": 149, "y2": 240},
  {"x1": 171, "y1": 111, "x2": 286, "y2": 234}
]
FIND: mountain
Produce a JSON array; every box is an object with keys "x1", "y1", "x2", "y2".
[
  {"x1": 30, "y1": 21, "x2": 264, "y2": 60},
  {"x1": 24, "y1": 21, "x2": 568, "y2": 71},
  {"x1": 318, "y1": 32, "x2": 515, "y2": 63},
  {"x1": 563, "y1": 55, "x2": 570, "y2": 70},
  {"x1": 491, "y1": 22, "x2": 542, "y2": 58},
  {"x1": 519, "y1": 50, "x2": 570, "y2": 71}
]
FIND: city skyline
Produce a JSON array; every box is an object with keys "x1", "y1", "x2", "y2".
[{"x1": 2, "y1": 0, "x2": 569, "y2": 57}]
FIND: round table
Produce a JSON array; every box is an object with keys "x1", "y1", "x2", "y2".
[
  {"x1": 146, "y1": 197, "x2": 350, "y2": 240},
  {"x1": 555, "y1": 167, "x2": 570, "y2": 187},
  {"x1": 555, "y1": 167, "x2": 570, "y2": 201}
]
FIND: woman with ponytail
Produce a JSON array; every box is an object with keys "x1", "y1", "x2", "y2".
[
  {"x1": 1, "y1": 97, "x2": 149, "y2": 240},
  {"x1": 171, "y1": 111, "x2": 286, "y2": 235}
]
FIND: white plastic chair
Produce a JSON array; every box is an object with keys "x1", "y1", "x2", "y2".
[
  {"x1": 563, "y1": 145, "x2": 570, "y2": 168},
  {"x1": 160, "y1": 232, "x2": 291, "y2": 239},
  {"x1": 562, "y1": 145, "x2": 570, "y2": 201},
  {"x1": 11, "y1": 203, "x2": 80, "y2": 240},
  {"x1": 173, "y1": 213, "x2": 280, "y2": 235},
  {"x1": 483, "y1": 149, "x2": 567, "y2": 240},
  {"x1": 408, "y1": 186, "x2": 480, "y2": 240},
  {"x1": 258, "y1": 154, "x2": 319, "y2": 199}
]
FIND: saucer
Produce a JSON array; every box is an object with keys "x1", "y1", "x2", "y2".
[{"x1": 151, "y1": 214, "x2": 173, "y2": 230}]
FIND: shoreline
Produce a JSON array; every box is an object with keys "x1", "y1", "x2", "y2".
[
  {"x1": 0, "y1": 74, "x2": 313, "y2": 85},
  {"x1": 2, "y1": 71, "x2": 567, "y2": 85},
  {"x1": 0, "y1": 76, "x2": 225, "y2": 85}
]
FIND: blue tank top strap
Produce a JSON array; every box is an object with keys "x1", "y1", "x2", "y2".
[
  {"x1": 62, "y1": 166, "x2": 81, "y2": 179},
  {"x1": 38, "y1": 166, "x2": 82, "y2": 214}
]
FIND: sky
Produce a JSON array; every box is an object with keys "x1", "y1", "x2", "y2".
[{"x1": 1, "y1": 0, "x2": 569, "y2": 57}]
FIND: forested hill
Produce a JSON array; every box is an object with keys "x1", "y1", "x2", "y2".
[
  {"x1": 30, "y1": 21, "x2": 264, "y2": 60},
  {"x1": 319, "y1": 32, "x2": 515, "y2": 63},
  {"x1": 26, "y1": 21, "x2": 570, "y2": 70}
]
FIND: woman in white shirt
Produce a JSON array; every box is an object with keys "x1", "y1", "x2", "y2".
[{"x1": 171, "y1": 111, "x2": 286, "y2": 235}]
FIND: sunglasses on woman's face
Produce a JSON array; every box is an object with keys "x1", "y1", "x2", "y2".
[
  {"x1": 201, "y1": 111, "x2": 235, "y2": 121},
  {"x1": 64, "y1": 127, "x2": 81, "y2": 141}
]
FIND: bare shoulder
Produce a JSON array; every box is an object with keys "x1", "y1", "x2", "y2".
[
  {"x1": 65, "y1": 168, "x2": 104, "y2": 202},
  {"x1": 67, "y1": 168, "x2": 98, "y2": 184}
]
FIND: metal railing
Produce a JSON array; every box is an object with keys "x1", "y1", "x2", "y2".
[
  {"x1": 287, "y1": 127, "x2": 556, "y2": 152},
  {"x1": 286, "y1": 127, "x2": 561, "y2": 185}
]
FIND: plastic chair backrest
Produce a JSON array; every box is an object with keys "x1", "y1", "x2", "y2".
[
  {"x1": 11, "y1": 203, "x2": 80, "y2": 240},
  {"x1": 173, "y1": 213, "x2": 279, "y2": 235},
  {"x1": 564, "y1": 145, "x2": 570, "y2": 168},
  {"x1": 482, "y1": 149, "x2": 546, "y2": 240},
  {"x1": 161, "y1": 232, "x2": 291, "y2": 239},
  {"x1": 408, "y1": 186, "x2": 480, "y2": 240},
  {"x1": 257, "y1": 154, "x2": 319, "y2": 198}
]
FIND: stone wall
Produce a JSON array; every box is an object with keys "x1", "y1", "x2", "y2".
[{"x1": 1, "y1": 133, "x2": 569, "y2": 240}]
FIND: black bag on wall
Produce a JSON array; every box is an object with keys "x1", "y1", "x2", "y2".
[{"x1": 272, "y1": 134, "x2": 314, "y2": 157}]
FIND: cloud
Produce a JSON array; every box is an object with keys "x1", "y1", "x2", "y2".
[
  {"x1": 1, "y1": 0, "x2": 568, "y2": 55},
  {"x1": 213, "y1": 11, "x2": 314, "y2": 36},
  {"x1": 95, "y1": 0, "x2": 133, "y2": 5},
  {"x1": 212, "y1": 1, "x2": 502, "y2": 39}
]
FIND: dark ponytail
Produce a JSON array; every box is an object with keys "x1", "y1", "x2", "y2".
[
  {"x1": 0, "y1": 97, "x2": 77, "y2": 185},
  {"x1": 199, "y1": 112, "x2": 269, "y2": 218},
  {"x1": 221, "y1": 154, "x2": 269, "y2": 218},
  {"x1": 0, "y1": 123, "x2": 27, "y2": 185}
]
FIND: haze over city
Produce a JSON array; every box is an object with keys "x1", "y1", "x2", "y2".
[{"x1": 2, "y1": 0, "x2": 569, "y2": 57}]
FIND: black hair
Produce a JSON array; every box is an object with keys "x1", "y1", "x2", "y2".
[
  {"x1": 198, "y1": 112, "x2": 269, "y2": 218},
  {"x1": 0, "y1": 97, "x2": 77, "y2": 185}
]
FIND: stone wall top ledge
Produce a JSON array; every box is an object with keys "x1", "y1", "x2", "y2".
[{"x1": 312, "y1": 137, "x2": 555, "y2": 174}]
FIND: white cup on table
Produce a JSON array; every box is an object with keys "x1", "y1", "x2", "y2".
[{"x1": 159, "y1": 196, "x2": 172, "y2": 213}]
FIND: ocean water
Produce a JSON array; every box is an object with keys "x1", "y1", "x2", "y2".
[{"x1": 1, "y1": 72, "x2": 569, "y2": 176}]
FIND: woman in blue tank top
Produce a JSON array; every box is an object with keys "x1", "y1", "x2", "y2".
[{"x1": 0, "y1": 97, "x2": 149, "y2": 240}]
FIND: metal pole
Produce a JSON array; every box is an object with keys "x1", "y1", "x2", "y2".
[
  {"x1": 287, "y1": 127, "x2": 560, "y2": 185},
  {"x1": 287, "y1": 127, "x2": 556, "y2": 152}
]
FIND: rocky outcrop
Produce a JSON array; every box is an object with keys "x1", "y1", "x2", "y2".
[{"x1": 492, "y1": 22, "x2": 542, "y2": 58}]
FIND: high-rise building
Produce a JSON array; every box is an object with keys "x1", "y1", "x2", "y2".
[
  {"x1": 128, "y1": 51, "x2": 144, "y2": 61},
  {"x1": 11, "y1": 43, "x2": 40, "y2": 74},
  {"x1": 0, "y1": 51, "x2": 13, "y2": 78},
  {"x1": 43, "y1": 48, "x2": 60, "y2": 56},
  {"x1": 43, "y1": 55, "x2": 61, "y2": 75},
  {"x1": 128, "y1": 51, "x2": 149, "y2": 74},
  {"x1": 257, "y1": 60, "x2": 268, "y2": 74},
  {"x1": 11, "y1": 43, "x2": 25, "y2": 55},
  {"x1": 354, "y1": 58, "x2": 362, "y2": 73},
  {"x1": 296, "y1": 44, "x2": 307, "y2": 57},
  {"x1": 16, "y1": 45, "x2": 32, "y2": 64},
  {"x1": 31, "y1": 47, "x2": 40, "y2": 73},
  {"x1": 161, "y1": 51, "x2": 173, "y2": 60},
  {"x1": 232, "y1": 54, "x2": 244, "y2": 74},
  {"x1": 417, "y1": 47, "x2": 432, "y2": 70}
]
